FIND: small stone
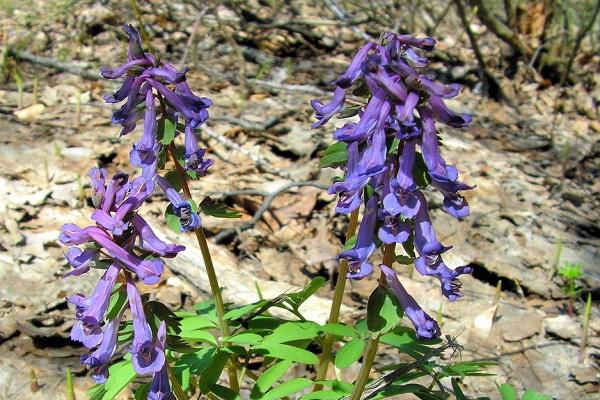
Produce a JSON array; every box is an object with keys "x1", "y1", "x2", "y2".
[
  {"x1": 14, "y1": 104, "x2": 46, "y2": 121},
  {"x1": 497, "y1": 307, "x2": 543, "y2": 342},
  {"x1": 571, "y1": 366, "x2": 599, "y2": 385},
  {"x1": 29, "y1": 189, "x2": 52, "y2": 207},
  {"x1": 544, "y1": 314, "x2": 580, "y2": 340},
  {"x1": 53, "y1": 171, "x2": 79, "y2": 184},
  {"x1": 4, "y1": 219, "x2": 26, "y2": 246}
]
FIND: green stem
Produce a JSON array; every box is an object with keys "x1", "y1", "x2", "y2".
[
  {"x1": 168, "y1": 146, "x2": 239, "y2": 394},
  {"x1": 65, "y1": 368, "x2": 75, "y2": 400},
  {"x1": 314, "y1": 208, "x2": 360, "y2": 389},
  {"x1": 349, "y1": 335, "x2": 380, "y2": 400},
  {"x1": 350, "y1": 243, "x2": 395, "y2": 400},
  {"x1": 579, "y1": 292, "x2": 592, "y2": 362}
]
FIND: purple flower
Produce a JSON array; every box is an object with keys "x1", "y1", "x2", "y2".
[
  {"x1": 127, "y1": 281, "x2": 165, "y2": 375},
  {"x1": 311, "y1": 86, "x2": 347, "y2": 128},
  {"x1": 69, "y1": 264, "x2": 120, "y2": 348},
  {"x1": 130, "y1": 88, "x2": 159, "y2": 167},
  {"x1": 428, "y1": 96, "x2": 471, "y2": 128},
  {"x1": 85, "y1": 226, "x2": 163, "y2": 285},
  {"x1": 413, "y1": 193, "x2": 451, "y2": 257},
  {"x1": 132, "y1": 215, "x2": 185, "y2": 258},
  {"x1": 80, "y1": 310, "x2": 123, "y2": 383},
  {"x1": 64, "y1": 247, "x2": 98, "y2": 277},
  {"x1": 183, "y1": 125, "x2": 213, "y2": 175},
  {"x1": 339, "y1": 197, "x2": 378, "y2": 280},
  {"x1": 59, "y1": 223, "x2": 92, "y2": 245},
  {"x1": 378, "y1": 211, "x2": 410, "y2": 244},
  {"x1": 156, "y1": 175, "x2": 201, "y2": 232},
  {"x1": 380, "y1": 264, "x2": 440, "y2": 339},
  {"x1": 383, "y1": 141, "x2": 421, "y2": 219},
  {"x1": 333, "y1": 91, "x2": 387, "y2": 142},
  {"x1": 415, "y1": 255, "x2": 472, "y2": 301},
  {"x1": 335, "y1": 41, "x2": 376, "y2": 88},
  {"x1": 148, "y1": 321, "x2": 174, "y2": 400}
]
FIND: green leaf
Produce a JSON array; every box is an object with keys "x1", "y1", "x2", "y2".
[
  {"x1": 226, "y1": 332, "x2": 264, "y2": 345},
  {"x1": 319, "y1": 142, "x2": 348, "y2": 168},
  {"x1": 343, "y1": 235, "x2": 357, "y2": 251},
  {"x1": 334, "y1": 338, "x2": 365, "y2": 369},
  {"x1": 370, "y1": 383, "x2": 430, "y2": 399},
  {"x1": 199, "y1": 197, "x2": 242, "y2": 218},
  {"x1": 158, "y1": 118, "x2": 177, "y2": 145},
  {"x1": 88, "y1": 359, "x2": 136, "y2": 400},
  {"x1": 320, "y1": 323, "x2": 358, "y2": 338},
  {"x1": 286, "y1": 277, "x2": 326, "y2": 310},
  {"x1": 498, "y1": 384, "x2": 517, "y2": 400},
  {"x1": 314, "y1": 379, "x2": 353, "y2": 394},
  {"x1": 105, "y1": 284, "x2": 127, "y2": 320},
  {"x1": 441, "y1": 361, "x2": 495, "y2": 377},
  {"x1": 210, "y1": 384, "x2": 241, "y2": 400},
  {"x1": 336, "y1": 105, "x2": 362, "y2": 119},
  {"x1": 261, "y1": 321, "x2": 320, "y2": 345},
  {"x1": 248, "y1": 316, "x2": 286, "y2": 332},
  {"x1": 180, "y1": 329, "x2": 217, "y2": 346},
  {"x1": 367, "y1": 286, "x2": 403, "y2": 334},
  {"x1": 175, "y1": 347, "x2": 217, "y2": 375},
  {"x1": 165, "y1": 204, "x2": 182, "y2": 233},
  {"x1": 300, "y1": 391, "x2": 344, "y2": 400},
  {"x1": 134, "y1": 383, "x2": 150, "y2": 400},
  {"x1": 522, "y1": 389, "x2": 551, "y2": 400},
  {"x1": 250, "y1": 360, "x2": 292, "y2": 399},
  {"x1": 199, "y1": 350, "x2": 230, "y2": 393},
  {"x1": 225, "y1": 300, "x2": 269, "y2": 320},
  {"x1": 258, "y1": 343, "x2": 319, "y2": 364},
  {"x1": 395, "y1": 254, "x2": 415, "y2": 265},
  {"x1": 452, "y1": 378, "x2": 468, "y2": 400},
  {"x1": 195, "y1": 299, "x2": 218, "y2": 321},
  {"x1": 163, "y1": 170, "x2": 183, "y2": 192},
  {"x1": 147, "y1": 300, "x2": 181, "y2": 334},
  {"x1": 402, "y1": 232, "x2": 415, "y2": 258},
  {"x1": 380, "y1": 327, "x2": 441, "y2": 359},
  {"x1": 179, "y1": 315, "x2": 218, "y2": 331},
  {"x1": 413, "y1": 152, "x2": 430, "y2": 187},
  {"x1": 262, "y1": 378, "x2": 313, "y2": 400}
]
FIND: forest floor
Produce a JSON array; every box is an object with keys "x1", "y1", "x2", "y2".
[{"x1": 0, "y1": 1, "x2": 598, "y2": 399}]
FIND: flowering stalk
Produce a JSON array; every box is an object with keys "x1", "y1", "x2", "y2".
[
  {"x1": 349, "y1": 244, "x2": 395, "y2": 400},
  {"x1": 167, "y1": 145, "x2": 240, "y2": 393},
  {"x1": 314, "y1": 208, "x2": 359, "y2": 388},
  {"x1": 312, "y1": 32, "x2": 475, "y2": 340}
]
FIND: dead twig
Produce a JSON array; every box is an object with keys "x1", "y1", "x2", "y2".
[
  {"x1": 6, "y1": 49, "x2": 99, "y2": 81},
  {"x1": 212, "y1": 181, "x2": 328, "y2": 244},
  {"x1": 323, "y1": 0, "x2": 373, "y2": 41}
]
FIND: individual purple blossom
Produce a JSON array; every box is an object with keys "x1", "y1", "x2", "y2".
[
  {"x1": 380, "y1": 264, "x2": 441, "y2": 339},
  {"x1": 64, "y1": 247, "x2": 98, "y2": 277},
  {"x1": 84, "y1": 226, "x2": 164, "y2": 285},
  {"x1": 148, "y1": 321, "x2": 175, "y2": 400},
  {"x1": 383, "y1": 141, "x2": 421, "y2": 219},
  {"x1": 132, "y1": 215, "x2": 185, "y2": 258},
  {"x1": 156, "y1": 175, "x2": 201, "y2": 232},
  {"x1": 69, "y1": 264, "x2": 120, "y2": 348},
  {"x1": 128, "y1": 280, "x2": 165, "y2": 375},
  {"x1": 339, "y1": 196, "x2": 378, "y2": 280},
  {"x1": 80, "y1": 310, "x2": 124, "y2": 383}
]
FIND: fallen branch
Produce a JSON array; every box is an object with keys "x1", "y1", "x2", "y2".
[
  {"x1": 212, "y1": 181, "x2": 329, "y2": 244},
  {"x1": 6, "y1": 49, "x2": 100, "y2": 81},
  {"x1": 323, "y1": 0, "x2": 373, "y2": 41}
]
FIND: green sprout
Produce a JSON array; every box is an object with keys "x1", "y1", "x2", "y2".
[{"x1": 558, "y1": 262, "x2": 584, "y2": 317}]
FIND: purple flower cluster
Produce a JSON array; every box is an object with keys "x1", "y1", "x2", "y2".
[
  {"x1": 313, "y1": 32, "x2": 474, "y2": 339},
  {"x1": 102, "y1": 24, "x2": 213, "y2": 179},
  {"x1": 59, "y1": 168, "x2": 177, "y2": 393},
  {"x1": 59, "y1": 25, "x2": 216, "y2": 397}
]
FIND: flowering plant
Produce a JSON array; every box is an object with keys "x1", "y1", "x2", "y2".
[{"x1": 59, "y1": 25, "x2": 490, "y2": 400}]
